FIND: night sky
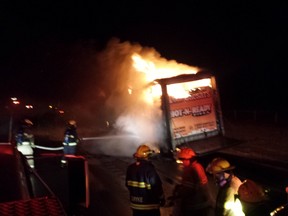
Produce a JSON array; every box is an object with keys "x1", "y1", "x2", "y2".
[{"x1": 1, "y1": 1, "x2": 288, "y2": 111}]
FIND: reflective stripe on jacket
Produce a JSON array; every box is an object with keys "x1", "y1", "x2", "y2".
[
  {"x1": 126, "y1": 159, "x2": 164, "y2": 210},
  {"x1": 63, "y1": 142, "x2": 77, "y2": 146},
  {"x1": 130, "y1": 203, "x2": 160, "y2": 210},
  {"x1": 127, "y1": 180, "x2": 152, "y2": 189}
]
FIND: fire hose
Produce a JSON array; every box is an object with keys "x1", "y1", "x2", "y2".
[{"x1": 34, "y1": 145, "x2": 63, "y2": 151}]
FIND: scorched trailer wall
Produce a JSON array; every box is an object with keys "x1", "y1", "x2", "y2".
[{"x1": 155, "y1": 70, "x2": 225, "y2": 152}]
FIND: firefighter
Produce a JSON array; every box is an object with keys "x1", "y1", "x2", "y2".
[
  {"x1": 61, "y1": 120, "x2": 79, "y2": 165},
  {"x1": 125, "y1": 144, "x2": 166, "y2": 216},
  {"x1": 237, "y1": 179, "x2": 270, "y2": 215},
  {"x1": 206, "y1": 157, "x2": 245, "y2": 216},
  {"x1": 15, "y1": 119, "x2": 35, "y2": 168},
  {"x1": 172, "y1": 147, "x2": 214, "y2": 216}
]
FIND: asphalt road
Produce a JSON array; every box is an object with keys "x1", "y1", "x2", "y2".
[{"x1": 33, "y1": 139, "x2": 288, "y2": 216}]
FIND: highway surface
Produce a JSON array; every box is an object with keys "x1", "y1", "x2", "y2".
[{"x1": 33, "y1": 137, "x2": 288, "y2": 216}]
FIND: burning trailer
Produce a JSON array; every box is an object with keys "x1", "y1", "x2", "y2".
[
  {"x1": 152, "y1": 70, "x2": 225, "y2": 153},
  {"x1": 92, "y1": 39, "x2": 227, "y2": 157}
]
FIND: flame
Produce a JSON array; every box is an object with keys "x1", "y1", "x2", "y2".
[
  {"x1": 132, "y1": 53, "x2": 198, "y2": 82},
  {"x1": 132, "y1": 53, "x2": 211, "y2": 101},
  {"x1": 99, "y1": 39, "x2": 215, "y2": 150},
  {"x1": 167, "y1": 78, "x2": 212, "y2": 98}
]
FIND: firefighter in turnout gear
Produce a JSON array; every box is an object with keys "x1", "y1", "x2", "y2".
[
  {"x1": 15, "y1": 119, "x2": 35, "y2": 168},
  {"x1": 61, "y1": 120, "x2": 79, "y2": 165},
  {"x1": 237, "y1": 179, "x2": 270, "y2": 215},
  {"x1": 172, "y1": 147, "x2": 214, "y2": 216},
  {"x1": 206, "y1": 157, "x2": 244, "y2": 216},
  {"x1": 126, "y1": 144, "x2": 165, "y2": 216}
]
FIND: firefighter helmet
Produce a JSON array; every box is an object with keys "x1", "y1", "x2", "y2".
[
  {"x1": 238, "y1": 179, "x2": 267, "y2": 203},
  {"x1": 133, "y1": 144, "x2": 153, "y2": 158},
  {"x1": 206, "y1": 157, "x2": 235, "y2": 174},
  {"x1": 68, "y1": 120, "x2": 77, "y2": 127},
  {"x1": 177, "y1": 147, "x2": 196, "y2": 160},
  {"x1": 24, "y1": 119, "x2": 33, "y2": 126}
]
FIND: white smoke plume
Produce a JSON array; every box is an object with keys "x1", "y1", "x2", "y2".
[
  {"x1": 88, "y1": 38, "x2": 163, "y2": 156},
  {"x1": 81, "y1": 38, "x2": 198, "y2": 157}
]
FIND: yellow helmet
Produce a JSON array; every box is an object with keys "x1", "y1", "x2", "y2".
[
  {"x1": 238, "y1": 179, "x2": 267, "y2": 203},
  {"x1": 133, "y1": 144, "x2": 153, "y2": 159},
  {"x1": 206, "y1": 157, "x2": 235, "y2": 174}
]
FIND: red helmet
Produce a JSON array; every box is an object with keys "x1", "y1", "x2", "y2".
[
  {"x1": 238, "y1": 179, "x2": 267, "y2": 203},
  {"x1": 177, "y1": 147, "x2": 196, "y2": 160}
]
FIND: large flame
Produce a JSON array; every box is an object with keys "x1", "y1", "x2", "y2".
[
  {"x1": 97, "y1": 39, "x2": 214, "y2": 153},
  {"x1": 131, "y1": 53, "x2": 211, "y2": 100},
  {"x1": 132, "y1": 53, "x2": 198, "y2": 81}
]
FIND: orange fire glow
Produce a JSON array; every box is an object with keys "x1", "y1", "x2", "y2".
[
  {"x1": 131, "y1": 53, "x2": 211, "y2": 101},
  {"x1": 132, "y1": 53, "x2": 198, "y2": 81}
]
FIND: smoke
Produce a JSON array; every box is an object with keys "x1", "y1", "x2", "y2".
[
  {"x1": 81, "y1": 38, "x2": 198, "y2": 157},
  {"x1": 79, "y1": 38, "x2": 165, "y2": 156}
]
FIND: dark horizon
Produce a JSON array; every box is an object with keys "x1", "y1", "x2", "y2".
[{"x1": 1, "y1": 1, "x2": 288, "y2": 111}]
